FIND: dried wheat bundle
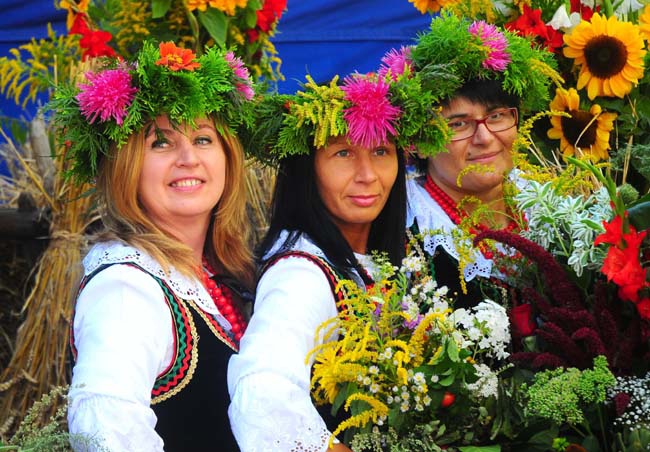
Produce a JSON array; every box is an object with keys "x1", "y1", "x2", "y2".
[{"x1": 0, "y1": 127, "x2": 96, "y2": 437}]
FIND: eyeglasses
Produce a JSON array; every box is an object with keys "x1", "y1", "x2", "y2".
[{"x1": 446, "y1": 108, "x2": 518, "y2": 142}]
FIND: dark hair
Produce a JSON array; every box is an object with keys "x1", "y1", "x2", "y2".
[
  {"x1": 441, "y1": 78, "x2": 520, "y2": 110},
  {"x1": 415, "y1": 77, "x2": 521, "y2": 173},
  {"x1": 257, "y1": 147, "x2": 407, "y2": 283}
]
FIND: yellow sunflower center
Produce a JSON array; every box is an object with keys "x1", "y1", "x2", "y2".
[
  {"x1": 560, "y1": 110, "x2": 597, "y2": 147},
  {"x1": 584, "y1": 36, "x2": 628, "y2": 79}
]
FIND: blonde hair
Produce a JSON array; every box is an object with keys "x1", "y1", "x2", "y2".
[{"x1": 95, "y1": 117, "x2": 255, "y2": 290}]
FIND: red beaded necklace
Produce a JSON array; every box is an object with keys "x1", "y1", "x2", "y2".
[
  {"x1": 423, "y1": 174, "x2": 520, "y2": 259},
  {"x1": 201, "y1": 259, "x2": 247, "y2": 342}
]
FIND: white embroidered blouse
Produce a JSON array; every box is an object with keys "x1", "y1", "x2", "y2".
[
  {"x1": 227, "y1": 232, "x2": 373, "y2": 452},
  {"x1": 68, "y1": 241, "x2": 232, "y2": 451}
]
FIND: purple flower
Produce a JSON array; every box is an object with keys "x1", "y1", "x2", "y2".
[
  {"x1": 225, "y1": 51, "x2": 254, "y2": 101},
  {"x1": 468, "y1": 21, "x2": 511, "y2": 72},
  {"x1": 378, "y1": 46, "x2": 413, "y2": 81},
  {"x1": 76, "y1": 67, "x2": 137, "y2": 125},
  {"x1": 341, "y1": 74, "x2": 401, "y2": 148}
]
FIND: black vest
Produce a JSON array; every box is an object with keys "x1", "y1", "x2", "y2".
[{"x1": 71, "y1": 263, "x2": 241, "y2": 451}]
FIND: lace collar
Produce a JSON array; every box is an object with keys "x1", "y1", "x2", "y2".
[
  {"x1": 406, "y1": 174, "x2": 492, "y2": 281},
  {"x1": 264, "y1": 230, "x2": 375, "y2": 287},
  {"x1": 83, "y1": 241, "x2": 227, "y2": 321},
  {"x1": 406, "y1": 170, "x2": 530, "y2": 282}
]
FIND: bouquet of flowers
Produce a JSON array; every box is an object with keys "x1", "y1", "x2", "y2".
[
  {"x1": 467, "y1": 157, "x2": 650, "y2": 450},
  {"x1": 309, "y1": 248, "x2": 515, "y2": 451}
]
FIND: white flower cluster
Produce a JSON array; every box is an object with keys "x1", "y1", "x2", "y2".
[
  {"x1": 382, "y1": 370, "x2": 432, "y2": 414},
  {"x1": 515, "y1": 181, "x2": 611, "y2": 276},
  {"x1": 608, "y1": 371, "x2": 650, "y2": 428},
  {"x1": 466, "y1": 363, "x2": 500, "y2": 399},
  {"x1": 451, "y1": 299, "x2": 511, "y2": 360}
]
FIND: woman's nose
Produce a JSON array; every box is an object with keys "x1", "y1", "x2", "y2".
[
  {"x1": 354, "y1": 153, "x2": 379, "y2": 182},
  {"x1": 176, "y1": 139, "x2": 200, "y2": 166}
]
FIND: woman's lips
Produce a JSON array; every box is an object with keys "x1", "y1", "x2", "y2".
[
  {"x1": 349, "y1": 194, "x2": 379, "y2": 207},
  {"x1": 468, "y1": 150, "x2": 502, "y2": 163}
]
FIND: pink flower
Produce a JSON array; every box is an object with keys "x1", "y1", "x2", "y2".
[
  {"x1": 76, "y1": 67, "x2": 137, "y2": 125},
  {"x1": 378, "y1": 46, "x2": 413, "y2": 81},
  {"x1": 468, "y1": 20, "x2": 511, "y2": 71},
  {"x1": 225, "y1": 51, "x2": 254, "y2": 101},
  {"x1": 341, "y1": 75, "x2": 401, "y2": 148}
]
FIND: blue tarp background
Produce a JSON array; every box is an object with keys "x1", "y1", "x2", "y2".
[{"x1": 0, "y1": 0, "x2": 432, "y2": 173}]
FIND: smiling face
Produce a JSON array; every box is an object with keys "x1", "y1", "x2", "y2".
[
  {"x1": 314, "y1": 135, "x2": 398, "y2": 252},
  {"x1": 137, "y1": 115, "x2": 227, "y2": 235},
  {"x1": 429, "y1": 96, "x2": 516, "y2": 203}
]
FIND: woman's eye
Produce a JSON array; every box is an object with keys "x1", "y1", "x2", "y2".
[
  {"x1": 195, "y1": 136, "x2": 212, "y2": 145},
  {"x1": 448, "y1": 119, "x2": 468, "y2": 130},
  {"x1": 151, "y1": 138, "x2": 169, "y2": 149},
  {"x1": 335, "y1": 149, "x2": 350, "y2": 157},
  {"x1": 489, "y1": 111, "x2": 506, "y2": 120},
  {"x1": 374, "y1": 147, "x2": 388, "y2": 156}
]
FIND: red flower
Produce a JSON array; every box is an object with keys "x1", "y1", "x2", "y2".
[
  {"x1": 506, "y1": 6, "x2": 548, "y2": 40},
  {"x1": 256, "y1": 0, "x2": 287, "y2": 33},
  {"x1": 637, "y1": 298, "x2": 650, "y2": 320},
  {"x1": 505, "y1": 6, "x2": 562, "y2": 52},
  {"x1": 79, "y1": 29, "x2": 116, "y2": 60},
  {"x1": 544, "y1": 26, "x2": 565, "y2": 52},
  {"x1": 155, "y1": 42, "x2": 200, "y2": 72},
  {"x1": 511, "y1": 303, "x2": 536, "y2": 336},
  {"x1": 595, "y1": 215, "x2": 625, "y2": 247},
  {"x1": 570, "y1": 0, "x2": 596, "y2": 21},
  {"x1": 70, "y1": 13, "x2": 90, "y2": 35}
]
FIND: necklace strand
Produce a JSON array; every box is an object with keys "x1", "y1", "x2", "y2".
[
  {"x1": 201, "y1": 259, "x2": 247, "y2": 342},
  {"x1": 423, "y1": 174, "x2": 521, "y2": 260}
]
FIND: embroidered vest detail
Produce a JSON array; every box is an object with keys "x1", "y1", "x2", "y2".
[
  {"x1": 261, "y1": 251, "x2": 351, "y2": 304},
  {"x1": 70, "y1": 262, "x2": 237, "y2": 405}
]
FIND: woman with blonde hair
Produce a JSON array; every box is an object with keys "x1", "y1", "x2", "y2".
[{"x1": 50, "y1": 41, "x2": 256, "y2": 451}]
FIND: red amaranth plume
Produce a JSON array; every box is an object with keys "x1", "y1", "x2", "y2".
[
  {"x1": 536, "y1": 322, "x2": 591, "y2": 368},
  {"x1": 571, "y1": 327, "x2": 607, "y2": 356},
  {"x1": 474, "y1": 230, "x2": 583, "y2": 310}
]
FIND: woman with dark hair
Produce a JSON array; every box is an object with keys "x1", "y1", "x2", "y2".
[
  {"x1": 395, "y1": 13, "x2": 559, "y2": 308},
  {"x1": 227, "y1": 73, "x2": 447, "y2": 451}
]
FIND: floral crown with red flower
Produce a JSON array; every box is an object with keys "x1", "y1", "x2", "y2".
[
  {"x1": 409, "y1": 12, "x2": 561, "y2": 112},
  {"x1": 48, "y1": 41, "x2": 256, "y2": 183},
  {"x1": 240, "y1": 70, "x2": 452, "y2": 165}
]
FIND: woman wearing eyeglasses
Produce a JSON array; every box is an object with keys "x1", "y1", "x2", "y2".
[{"x1": 400, "y1": 13, "x2": 558, "y2": 308}]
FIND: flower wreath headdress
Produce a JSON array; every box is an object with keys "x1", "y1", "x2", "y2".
[
  {"x1": 240, "y1": 67, "x2": 453, "y2": 166},
  {"x1": 49, "y1": 41, "x2": 256, "y2": 183},
  {"x1": 409, "y1": 12, "x2": 561, "y2": 113}
]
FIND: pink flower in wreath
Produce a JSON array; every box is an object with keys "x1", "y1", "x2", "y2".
[
  {"x1": 225, "y1": 51, "x2": 254, "y2": 101},
  {"x1": 469, "y1": 20, "x2": 511, "y2": 71},
  {"x1": 76, "y1": 67, "x2": 137, "y2": 125},
  {"x1": 378, "y1": 46, "x2": 413, "y2": 81},
  {"x1": 341, "y1": 74, "x2": 401, "y2": 148}
]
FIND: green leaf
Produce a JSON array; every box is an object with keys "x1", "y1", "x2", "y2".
[
  {"x1": 438, "y1": 374, "x2": 455, "y2": 386},
  {"x1": 198, "y1": 8, "x2": 228, "y2": 47},
  {"x1": 151, "y1": 0, "x2": 171, "y2": 19},
  {"x1": 459, "y1": 446, "x2": 501, "y2": 452},
  {"x1": 582, "y1": 435, "x2": 602, "y2": 452},
  {"x1": 331, "y1": 383, "x2": 350, "y2": 414},
  {"x1": 446, "y1": 338, "x2": 459, "y2": 362},
  {"x1": 245, "y1": 7, "x2": 258, "y2": 29},
  {"x1": 628, "y1": 201, "x2": 650, "y2": 231}
]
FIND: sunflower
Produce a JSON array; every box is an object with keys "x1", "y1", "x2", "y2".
[
  {"x1": 563, "y1": 13, "x2": 645, "y2": 100},
  {"x1": 639, "y1": 5, "x2": 650, "y2": 42},
  {"x1": 547, "y1": 87, "x2": 617, "y2": 161}
]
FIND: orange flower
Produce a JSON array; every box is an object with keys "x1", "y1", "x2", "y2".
[{"x1": 155, "y1": 42, "x2": 201, "y2": 72}]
